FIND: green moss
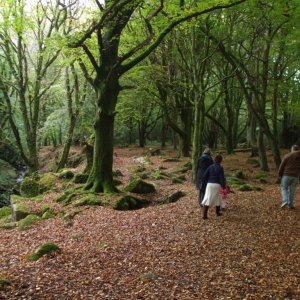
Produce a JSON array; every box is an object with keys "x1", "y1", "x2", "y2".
[
  {"x1": 114, "y1": 195, "x2": 149, "y2": 210},
  {"x1": 20, "y1": 177, "x2": 40, "y2": 197},
  {"x1": 73, "y1": 173, "x2": 89, "y2": 184},
  {"x1": 0, "y1": 221, "x2": 17, "y2": 229},
  {"x1": 12, "y1": 203, "x2": 30, "y2": 221},
  {"x1": 18, "y1": 214, "x2": 40, "y2": 230},
  {"x1": 58, "y1": 169, "x2": 74, "y2": 179},
  {"x1": 28, "y1": 243, "x2": 61, "y2": 261},
  {"x1": 39, "y1": 173, "x2": 57, "y2": 192},
  {"x1": 238, "y1": 184, "x2": 253, "y2": 191},
  {"x1": 42, "y1": 211, "x2": 56, "y2": 219},
  {"x1": 254, "y1": 171, "x2": 269, "y2": 180},
  {"x1": 73, "y1": 194, "x2": 102, "y2": 207},
  {"x1": 128, "y1": 165, "x2": 146, "y2": 173},
  {"x1": 227, "y1": 176, "x2": 244, "y2": 186},
  {"x1": 12, "y1": 194, "x2": 43, "y2": 202},
  {"x1": 123, "y1": 179, "x2": 155, "y2": 194},
  {"x1": 0, "y1": 207, "x2": 12, "y2": 219}
]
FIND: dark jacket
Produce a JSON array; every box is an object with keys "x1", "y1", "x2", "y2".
[
  {"x1": 278, "y1": 150, "x2": 300, "y2": 178},
  {"x1": 201, "y1": 163, "x2": 226, "y2": 190},
  {"x1": 196, "y1": 153, "x2": 213, "y2": 189}
]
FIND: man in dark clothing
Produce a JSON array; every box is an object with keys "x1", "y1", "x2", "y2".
[
  {"x1": 278, "y1": 145, "x2": 300, "y2": 209},
  {"x1": 196, "y1": 147, "x2": 213, "y2": 206}
]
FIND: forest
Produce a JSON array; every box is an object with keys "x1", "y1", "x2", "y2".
[{"x1": 0, "y1": 0, "x2": 300, "y2": 299}]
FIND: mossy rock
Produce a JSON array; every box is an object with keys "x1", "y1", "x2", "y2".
[
  {"x1": 39, "y1": 173, "x2": 57, "y2": 193},
  {"x1": 73, "y1": 194, "x2": 102, "y2": 207},
  {"x1": 58, "y1": 169, "x2": 74, "y2": 179},
  {"x1": 123, "y1": 179, "x2": 155, "y2": 194},
  {"x1": 254, "y1": 171, "x2": 269, "y2": 180},
  {"x1": 12, "y1": 203, "x2": 30, "y2": 221},
  {"x1": 172, "y1": 175, "x2": 186, "y2": 184},
  {"x1": 0, "y1": 278, "x2": 11, "y2": 288},
  {"x1": 0, "y1": 207, "x2": 12, "y2": 219},
  {"x1": 56, "y1": 189, "x2": 76, "y2": 204},
  {"x1": 151, "y1": 169, "x2": 169, "y2": 180},
  {"x1": 20, "y1": 177, "x2": 39, "y2": 197},
  {"x1": 18, "y1": 214, "x2": 40, "y2": 230},
  {"x1": 73, "y1": 173, "x2": 89, "y2": 184},
  {"x1": 238, "y1": 184, "x2": 253, "y2": 191},
  {"x1": 0, "y1": 221, "x2": 17, "y2": 229},
  {"x1": 227, "y1": 176, "x2": 244, "y2": 186},
  {"x1": 129, "y1": 165, "x2": 146, "y2": 173},
  {"x1": 129, "y1": 172, "x2": 149, "y2": 181},
  {"x1": 162, "y1": 191, "x2": 185, "y2": 204},
  {"x1": 28, "y1": 243, "x2": 61, "y2": 261},
  {"x1": 41, "y1": 205, "x2": 56, "y2": 219},
  {"x1": 169, "y1": 165, "x2": 190, "y2": 175},
  {"x1": 114, "y1": 195, "x2": 149, "y2": 210},
  {"x1": 42, "y1": 211, "x2": 56, "y2": 219}
]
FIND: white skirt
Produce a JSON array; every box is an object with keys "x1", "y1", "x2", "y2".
[{"x1": 201, "y1": 183, "x2": 221, "y2": 207}]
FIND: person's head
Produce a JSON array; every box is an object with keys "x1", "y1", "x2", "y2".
[
  {"x1": 214, "y1": 154, "x2": 223, "y2": 164},
  {"x1": 291, "y1": 145, "x2": 299, "y2": 152},
  {"x1": 203, "y1": 147, "x2": 211, "y2": 155}
]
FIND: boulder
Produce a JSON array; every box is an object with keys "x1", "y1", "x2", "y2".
[{"x1": 124, "y1": 179, "x2": 155, "y2": 194}]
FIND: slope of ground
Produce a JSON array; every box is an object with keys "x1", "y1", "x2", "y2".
[{"x1": 0, "y1": 148, "x2": 299, "y2": 299}]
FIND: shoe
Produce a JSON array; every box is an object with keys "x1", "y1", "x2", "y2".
[
  {"x1": 288, "y1": 206, "x2": 295, "y2": 209},
  {"x1": 281, "y1": 202, "x2": 288, "y2": 208},
  {"x1": 216, "y1": 206, "x2": 222, "y2": 216}
]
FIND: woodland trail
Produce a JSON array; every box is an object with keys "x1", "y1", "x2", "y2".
[{"x1": 0, "y1": 182, "x2": 299, "y2": 300}]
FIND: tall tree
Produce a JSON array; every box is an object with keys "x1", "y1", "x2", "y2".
[{"x1": 69, "y1": 0, "x2": 245, "y2": 192}]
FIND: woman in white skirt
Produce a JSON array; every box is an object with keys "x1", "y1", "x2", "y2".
[{"x1": 201, "y1": 154, "x2": 226, "y2": 219}]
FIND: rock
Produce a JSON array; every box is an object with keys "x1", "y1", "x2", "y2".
[
  {"x1": 114, "y1": 195, "x2": 149, "y2": 210},
  {"x1": 162, "y1": 191, "x2": 185, "y2": 204},
  {"x1": 28, "y1": 243, "x2": 61, "y2": 261},
  {"x1": 20, "y1": 177, "x2": 40, "y2": 197},
  {"x1": 18, "y1": 214, "x2": 40, "y2": 230},
  {"x1": 12, "y1": 203, "x2": 30, "y2": 221},
  {"x1": 73, "y1": 173, "x2": 89, "y2": 184},
  {"x1": 123, "y1": 179, "x2": 155, "y2": 194},
  {"x1": 39, "y1": 173, "x2": 57, "y2": 193},
  {"x1": 58, "y1": 169, "x2": 74, "y2": 179}
]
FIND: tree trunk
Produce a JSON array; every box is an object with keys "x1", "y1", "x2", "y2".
[
  {"x1": 257, "y1": 128, "x2": 269, "y2": 171},
  {"x1": 56, "y1": 115, "x2": 76, "y2": 171},
  {"x1": 85, "y1": 112, "x2": 117, "y2": 193}
]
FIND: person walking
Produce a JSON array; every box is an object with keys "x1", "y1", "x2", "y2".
[
  {"x1": 201, "y1": 154, "x2": 226, "y2": 219},
  {"x1": 196, "y1": 147, "x2": 213, "y2": 206},
  {"x1": 278, "y1": 145, "x2": 300, "y2": 209}
]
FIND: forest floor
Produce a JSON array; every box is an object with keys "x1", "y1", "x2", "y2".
[{"x1": 0, "y1": 147, "x2": 299, "y2": 300}]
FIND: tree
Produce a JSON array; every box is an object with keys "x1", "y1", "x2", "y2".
[
  {"x1": 0, "y1": 0, "x2": 75, "y2": 171},
  {"x1": 69, "y1": 0, "x2": 246, "y2": 192}
]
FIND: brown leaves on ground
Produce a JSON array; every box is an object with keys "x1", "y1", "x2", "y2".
[{"x1": 0, "y1": 148, "x2": 299, "y2": 299}]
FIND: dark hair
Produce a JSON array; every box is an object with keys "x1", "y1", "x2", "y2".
[{"x1": 215, "y1": 154, "x2": 223, "y2": 163}]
